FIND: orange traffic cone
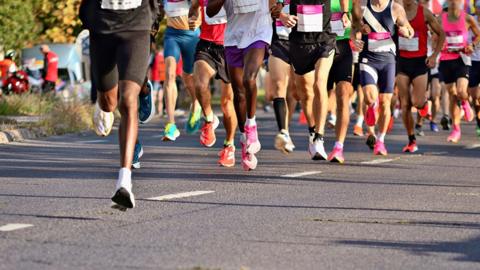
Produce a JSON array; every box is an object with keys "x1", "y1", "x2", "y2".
[{"x1": 299, "y1": 110, "x2": 307, "y2": 125}]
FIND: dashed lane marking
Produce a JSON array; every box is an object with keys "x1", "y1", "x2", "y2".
[
  {"x1": 361, "y1": 159, "x2": 394, "y2": 165},
  {"x1": 145, "y1": 190, "x2": 215, "y2": 201},
  {"x1": 465, "y1": 143, "x2": 480, "y2": 150},
  {"x1": 0, "y1": 223, "x2": 34, "y2": 232},
  {"x1": 281, "y1": 171, "x2": 322, "y2": 178}
]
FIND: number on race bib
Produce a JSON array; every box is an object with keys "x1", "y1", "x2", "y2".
[
  {"x1": 368, "y1": 32, "x2": 395, "y2": 53},
  {"x1": 330, "y1": 12, "x2": 345, "y2": 36},
  {"x1": 101, "y1": 0, "x2": 142, "y2": 10},
  {"x1": 275, "y1": 3, "x2": 291, "y2": 39},
  {"x1": 165, "y1": 0, "x2": 189, "y2": 17},
  {"x1": 297, "y1": 5, "x2": 323, "y2": 32},
  {"x1": 399, "y1": 36, "x2": 419, "y2": 52}
]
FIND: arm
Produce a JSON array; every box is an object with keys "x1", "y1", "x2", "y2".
[
  {"x1": 465, "y1": 14, "x2": 480, "y2": 54},
  {"x1": 188, "y1": 0, "x2": 200, "y2": 30},
  {"x1": 206, "y1": 0, "x2": 225, "y2": 18},
  {"x1": 340, "y1": 0, "x2": 351, "y2": 27},
  {"x1": 425, "y1": 8, "x2": 445, "y2": 68},
  {"x1": 393, "y1": 2, "x2": 414, "y2": 38}
]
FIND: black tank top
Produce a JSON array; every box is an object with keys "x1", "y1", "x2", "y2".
[{"x1": 289, "y1": 0, "x2": 336, "y2": 44}]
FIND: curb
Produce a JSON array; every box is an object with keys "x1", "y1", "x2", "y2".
[{"x1": 0, "y1": 128, "x2": 48, "y2": 144}]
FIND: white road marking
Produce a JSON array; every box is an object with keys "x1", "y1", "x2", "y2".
[
  {"x1": 145, "y1": 190, "x2": 215, "y2": 201},
  {"x1": 281, "y1": 171, "x2": 322, "y2": 178},
  {"x1": 361, "y1": 159, "x2": 394, "y2": 165},
  {"x1": 0, "y1": 223, "x2": 33, "y2": 232},
  {"x1": 80, "y1": 140, "x2": 108, "y2": 143},
  {"x1": 465, "y1": 143, "x2": 480, "y2": 150}
]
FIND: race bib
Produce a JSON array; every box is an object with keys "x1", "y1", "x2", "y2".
[
  {"x1": 233, "y1": 0, "x2": 259, "y2": 14},
  {"x1": 399, "y1": 36, "x2": 419, "y2": 52},
  {"x1": 275, "y1": 3, "x2": 291, "y2": 39},
  {"x1": 165, "y1": 0, "x2": 189, "y2": 17},
  {"x1": 446, "y1": 31, "x2": 464, "y2": 51},
  {"x1": 101, "y1": 0, "x2": 142, "y2": 10},
  {"x1": 204, "y1": 5, "x2": 227, "y2": 25},
  {"x1": 460, "y1": 52, "x2": 472, "y2": 66},
  {"x1": 297, "y1": 5, "x2": 323, "y2": 32},
  {"x1": 368, "y1": 32, "x2": 394, "y2": 53},
  {"x1": 330, "y1": 12, "x2": 345, "y2": 36}
]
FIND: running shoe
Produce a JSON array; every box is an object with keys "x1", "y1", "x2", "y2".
[
  {"x1": 415, "y1": 125, "x2": 425, "y2": 137},
  {"x1": 328, "y1": 146, "x2": 345, "y2": 164},
  {"x1": 373, "y1": 141, "x2": 388, "y2": 156},
  {"x1": 185, "y1": 103, "x2": 202, "y2": 135},
  {"x1": 139, "y1": 80, "x2": 155, "y2": 124},
  {"x1": 327, "y1": 114, "x2": 336, "y2": 129},
  {"x1": 430, "y1": 121, "x2": 439, "y2": 132},
  {"x1": 245, "y1": 124, "x2": 261, "y2": 154},
  {"x1": 366, "y1": 134, "x2": 377, "y2": 150},
  {"x1": 93, "y1": 103, "x2": 114, "y2": 137},
  {"x1": 353, "y1": 125, "x2": 364, "y2": 136},
  {"x1": 387, "y1": 117, "x2": 394, "y2": 133},
  {"x1": 402, "y1": 141, "x2": 418, "y2": 153},
  {"x1": 218, "y1": 145, "x2": 235, "y2": 167},
  {"x1": 163, "y1": 123, "x2": 180, "y2": 141},
  {"x1": 132, "y1": 141, "x2": 143, "y2": 169},
  {"x1": 447, "y1": 129, "x2": 461, "y2": 143},
  {"x1": 417, "y1": 102, "x2": 429, "y2": 118},
  {"x1": 240, "y1": 134, "x2": 257, "y2": 171},
  {"x1": 308, "y1": 134, "x2": 328, "y2": 160},
  {"x1": 393, "y1": 106, "x2": 400, "y2": 119},
  {"x1": 200, "y1": 115, "x2": 220, "y2": 147},
  {"x1": 365, "y1": 103, "x2": 378, "y2": 126},
  {"x1": 274, "y1": 130, "x2": 295, "y2": 154},
  {"x1": 461, "y1": 101, "x2": 474, "y2": 122},
  {"x1": 440, "y1": 115, "x2": 451, "y2": 130},
  {"x1": 111, "y1": 169, "x2": 135, "y2": 209}
]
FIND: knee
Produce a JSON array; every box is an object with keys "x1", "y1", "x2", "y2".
[
  {"x1": 411, "y1": 97, "x2": 425, "y2": 109},
  {"x1": 99, "y1": 99, "x2": 116, "y2": 113},
  {"x1": 194, "y1": 80, "x2": 209, "y2": 95},
  {"x1": 242, "y1": 72, "x2": 257, "y2": 90},
  {"x1": 165, "y1": 72, "x2": 177, "y2": 87},
  {"x1": 119, "y1": 93, "x2": 138, "y2": 113}
]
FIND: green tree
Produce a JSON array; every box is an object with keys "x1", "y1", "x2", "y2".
[{"x1": 0, "y1": 0, "x2": 39, "y2": 52}]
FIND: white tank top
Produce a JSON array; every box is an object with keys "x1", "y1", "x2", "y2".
[
  {"x1": 223, "y1": 0, "x2": 273, "y2": 48},
  {"x1": 469, "y1": 16, "x2": 480, "y2": 62}
]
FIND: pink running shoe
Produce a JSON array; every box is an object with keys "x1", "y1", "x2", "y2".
[
  {"x1": 461, "y1": 101, "x2": 474, "y2": 122},
  {"x1": 447, "y1": 128, "x2": 461, "y2": 143},
  {"x1": 373, "y1": 141, "x2": 388, "y2": 156},
  {"x1": 365, "y1": 103, "x2": 378, "y2": 127},
  {"x1": 328, "y1": 146, "x2": 345, "y2": 164},
  {"x1": 245, "y1": 124, "x2": 261, "y2": 154},
  {"x1": 240, "y1": 134, "x2": 258, "y2": 171}
]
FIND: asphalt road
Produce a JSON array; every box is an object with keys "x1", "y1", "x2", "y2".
[{"x1": 1, "y1": 111, "x2": 479, "y2": 270}]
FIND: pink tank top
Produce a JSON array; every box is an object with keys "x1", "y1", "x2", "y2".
[{"x1": 440, "y1": 11, "x2": 468, "y2": 61}]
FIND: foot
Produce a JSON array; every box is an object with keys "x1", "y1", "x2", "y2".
[
  {"x1": 241, "y1": 134, "x2": 257, "y2": 171},
  {"x1": 365, "y1": 103, "x2": 378, "y2": 127},
  {"x1": 402, "y1": 141, "x2": 418, "y2": 153},
  {"x1": 441, "y1": 115, "x2": 451, "y2": 131},
  {"x1": 328, "y1": 146, "x2": 345, "y2": 164},
  {"x1": 461, "y1": 101, "x2": 474, "y2": 122},
  {"x1": 366, "y1": 134, "x2": 377, "y2": 150},
  {"x1": 308, "y1": 134, "x2": 327, "y2": 160},
  {"x1": 218, "y1": 145, "x2": 235, "y2": 167},
  {"x1": 200, "y1": 115, "x2": 220, "y2": 147},
  {"x1": 139, "y1": 80, "x2": 155, "y2": 124},
  {"x1": 132, "y1": 141, "x2": 143, "y2": 169},
  {"x1": 185, "y1": 104, "x2": 202, "y2": 135},
  {"x1": 274, "y1": 130, "x2": 295, "y2": 154},
  {"x1": 430, "y1": 121, "x2": 439, "y2": 132},
  {"x1": 353, "y1": 125, "x2": 364, "y2": 137},
  {"x1": 163, "y1": 123, "x2": 180, "y2": 141},
  {"x1": 447, "y1": 129, "x2": 461, "y2": 143},
  {"x1": 93, "y1": 103, "x2": 114, "y2": 137},
  {"x1": 111, "y1": 169, "x2": 135, "y2": 209},
  {"x1": 417, "y1": 102, "x2": 429, "y2": 118},
  {"x1": 245, "y1": 124, "x2": 261, "y2": 154},
  {"x1": 327, "y1": 114, "x2": 336, "y2": 129},
  {"x1": 415, "y1": 125, "x2": 425, "y2": 137},
  {"x1": 373, "y1": 141, "x2": 388, "y2": 156}
]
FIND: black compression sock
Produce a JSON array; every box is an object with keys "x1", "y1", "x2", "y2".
[
  {"x1": 408, "y1": 134, "x2": 416, "y2": 143},
  {"x1": 273, "y1": 98, "x2": 287, "y2": 131},
  {"x1": 314, "y1": 133, "x2": 324, "y2": 141},
  {"x1": 308, "y1": 126, "x2": 316, "y2": 134}
]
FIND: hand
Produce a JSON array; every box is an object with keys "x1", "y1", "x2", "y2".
[
  {"x1": 342, "y1": 12, "x2": 351, "y2": 29},
  {"x1": 352, "y1": 38, "x2": 365, "y2": 51},
  {"x1": 361, "y1": 23, "x2": 371, "y2": 35},
  {"x1": 425, "y1": 55, "x2": 437, "y2": 69},
  {"x1": 279, "y1": 13, "x2": 298, "y2": 28},
  {"x1": 270, "y1": 3, "x2": 283, "y2": 19},
  {"x1": 399, "y1": 26, "x2": 414, "y2": 39},
  {"x1": 188, "y1": 16, "x2": 197, "y2": 31},
  {"x1": 464, "y1": 44, "x2": 474, "y2": 55}
]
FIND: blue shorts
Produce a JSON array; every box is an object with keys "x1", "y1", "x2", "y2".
[
  {"x1": 359, "y1": 60, "x2": 396, "y2": 94},
  {"x1": 163, "y1": 27, "x2": 200, "y2": 74}
]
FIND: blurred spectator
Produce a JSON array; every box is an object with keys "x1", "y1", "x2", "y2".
[
  {"x1": 0, "y1": 50, "x2": 17, "y2": 85},
  {"x1": 150, "y1": 48, "x2": 166, "y2": 115},
  {"x1": 40, "y1": 45, "x2": 58, "y2": 93}
]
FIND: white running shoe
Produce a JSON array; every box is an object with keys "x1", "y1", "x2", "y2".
[
  {"x1": 93, "y1": 103, "x2": 114, "y2": 137},
  {"x1": 308, "y1": 133, "x2": 327, "y2": 160},
  {"x1": 111, "y1": 168, "x2": 135, "y2": 209},
  {"x1": 274, "y1": 130, "x2": 295, "y2": 154}
]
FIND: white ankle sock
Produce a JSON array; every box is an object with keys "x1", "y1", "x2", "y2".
[
  {"x1": 334, "y1": 141, "x2": 344, "y2": 149},
  {"x1": 377, "y1": 133, "x2": 386, "y2": 143},
  {"x1": 204, "y1": 112, "x2": 214, "y2": 122},
  {"x1": 246, "y1": 116, "x2": 256, "y2": 126},
  {"x1": 116, "y1": 168, "x2": 132, "y2": 191},
  {"x1": 356, "y1": 116, "x2": 364, "y2": 126}
]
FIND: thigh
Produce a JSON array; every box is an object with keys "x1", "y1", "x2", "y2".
[
  {"x1": 314, "y1": 50, "x2": 335, "y2": 85},
  {"x1": 179, "y1": 30, "x2": 200, "y2": 74},
  {"x1": 116, "y1": 31, "x2": 150, "y2": 88},
  {"x1": 193, "y1": 60, "x2": 216, "y2": 87},
  {"x1": 268, "y1": 55, "x2": 291, "y2": 96},
  {"x1": 243, "y1": 47, "x2": 266, "y2": 78},
  {"x1": 164, "y1": 33, "x2": 181, "y2": 63},
  {"x1": 377, "y1": 63, "x2": 396, "y2": 94},
  {"x1": 90, "y1": 32, "x2": 119, "y2": 92}
]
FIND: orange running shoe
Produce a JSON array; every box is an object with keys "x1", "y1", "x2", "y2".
[
  {"x1": 418, "y1": 102, "x2": 429, "y2": 118},
  {"x1": 353, "y1": 125, "x2": 364, "y2": 136},
  {"x1": 199, "y1": 115, "x2": 219, "y2": 147},
  {"x1": 402, "y1": 141, "x2": 418, "y2": 153},
  {"x1": 218, "y1": 145, "x2": 235, "y2": 167}
]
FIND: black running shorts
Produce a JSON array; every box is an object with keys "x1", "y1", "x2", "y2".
[
  {"x1": 327, "y1": 39, "x2": 353, "y2": 90},
  {"x1": 290, "y1": 39, "x2": 336, "y2": 75},
  {"x1": 397, "y1": 56, "x2": 429, "y2": 80},
  {"x1": 468, "y1": 61, "x2": 480, "y2": 88},
  {"x1": 439, "y1": 58, "x2": 470, "y2": 85},
  {"x1": 90, "y1": 31, "x2": 150, "y2": 92},
  {"x1": 271, "y1": 39, "x2": 291, "y2": 65},
  {"x1": 195, "y1": 39, "x2": 230, "y2": 84}
]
